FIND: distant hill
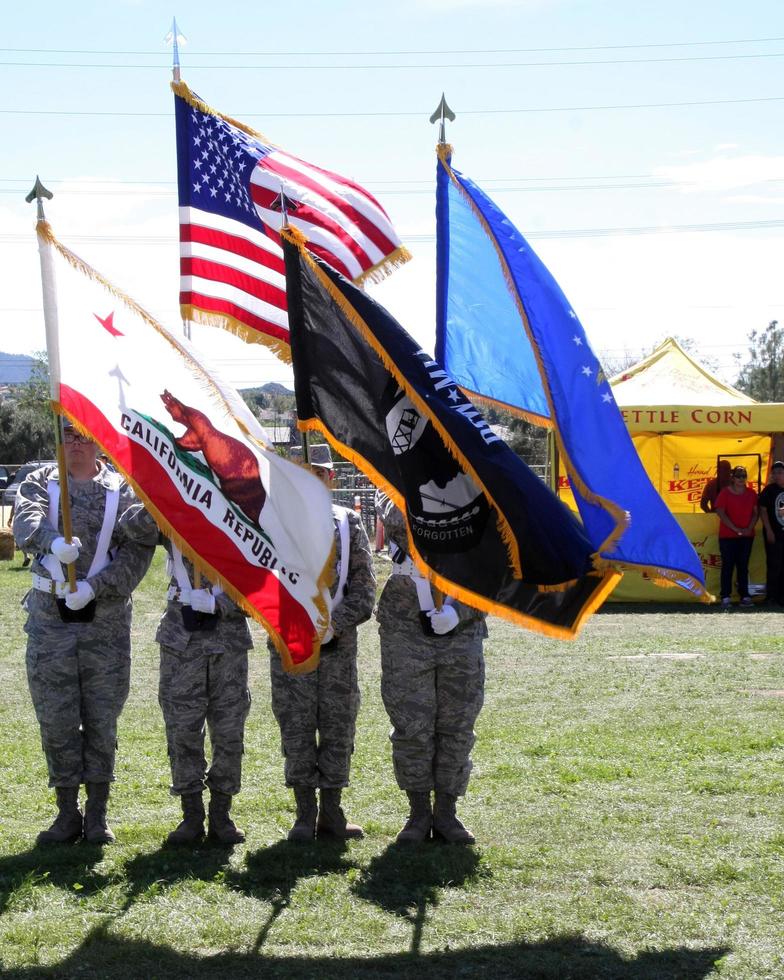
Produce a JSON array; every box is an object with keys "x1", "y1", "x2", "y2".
[
  {"x1": 259, "y1": 381, "x2": 295, "y2": 396},
  {"x1": 238, "y1": 382, "x2": 294, "y2": 396},
  {"x1": 0, "y1": 352, "x2": 36, "y2": 385}
]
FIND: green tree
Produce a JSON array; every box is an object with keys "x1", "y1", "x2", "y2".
[
  {"x1": 0, "y1": 352, "x2": 56, "y2": 461},
  {"x1": 735, "y1": 320, "x2": 784, "y2": 401}
]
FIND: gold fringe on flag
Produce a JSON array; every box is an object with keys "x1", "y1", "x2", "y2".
[
  {"x1": 283, "y1": 226, "x2": 524, "y2": 580},
  {"x1": 172, "y1": 79, "x2": 412, "y2": 286},
  {"x1": 181, "y1": 304, "x2": 292, "y2": 363},
  {"x1": 40, "y1": 220, "x2": 333, "y2": 673},
  {"x1": 436, "y1": 149, "x2": 630, "y2": 561},
  {"x1": 298, "y1": 415, "x2": 620, "y2": 639}
]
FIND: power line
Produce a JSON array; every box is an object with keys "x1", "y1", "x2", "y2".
[
  {"x1": 1, "y1": 95, "x2": 782, "y2": 119},
  {"x1": 2, "y1": 36, "x2": 783, "y2": 55},
  {"x1": 2, "y1": 178, "x2": 782, "y2": 198},
  {"x1": 2, "y1": 52, "x2": 783, "y2": 69},
  {"x1": 1, "y1": 219, "x2": 781, "y2": 247}
]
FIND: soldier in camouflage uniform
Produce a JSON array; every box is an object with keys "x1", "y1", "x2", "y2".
[
  {"x1": 14, "y1": 423, "x2": 157, "y2": 845},
  {"x1": 375, "y1": 490, "x2": 486, "y2": 845},
  {"x1": 157, "y1": 542, "x2": 252, "y2": 845},
  {"x1": 269, "y1": 455, "x2": 376, "y2": 841}
]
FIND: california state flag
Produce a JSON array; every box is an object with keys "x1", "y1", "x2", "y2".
[{"x1": 36, "y1": 220, "x2": 334, "y2": 673}]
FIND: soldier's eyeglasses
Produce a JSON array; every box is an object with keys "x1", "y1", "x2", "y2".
[{"x1": 63, "y1": 432, "x2": 93, "y2": 445}]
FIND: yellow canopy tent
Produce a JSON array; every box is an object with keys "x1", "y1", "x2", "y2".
[{"x1": 558, "y1": 338, "x2": 784, "y2": 601}]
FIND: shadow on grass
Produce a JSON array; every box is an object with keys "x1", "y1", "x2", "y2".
[
  {"x1": 597, "y1": 602, "x2": 774, "y2": 616},
  {"x1": 4, "y1": 925, "x2": 730, "y2": 979},
  {"x1": 352, "y1": 841, "x2": 484, "y2": 953},
  {"x1": 225, "y1": 838, "x2": 358, "y2": 951},
  {"x1": 0, "y1": 843, "x2": 112, "y2": 913},
  {"x1": 121, "y1": 843, "x2": 236, "y2": 910}
]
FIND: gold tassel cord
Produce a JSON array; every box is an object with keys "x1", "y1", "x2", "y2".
[{"x1": 591, "y1": 552, "x2": 713, "y2": 604}]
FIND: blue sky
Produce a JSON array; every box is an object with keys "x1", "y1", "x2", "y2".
[{"x1": 2, "y1": 0, "x2": 782, "y2": 388}]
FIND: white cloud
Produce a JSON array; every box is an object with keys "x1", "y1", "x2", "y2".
[{"x1": 655, "y1": 154, "x2": 784, "y2": 195}]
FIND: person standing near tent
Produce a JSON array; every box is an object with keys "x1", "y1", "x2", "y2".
[
  {"x1": 700, "y1": 459, "x2": 733, "y2": 514},
  {"x1": 758, "y1": 460, "x2": 784, "y2": 606},
  {"x1": 157, "y1": 542, "x2": 252, "y2": 845},
  {"x1": 375, "y1": 490, "x2": 486, "y2": 845},
  {"x1": 13, "y1": 421, "x2": 157, "y2": 844},
  {"x1": 714, "y1": 466, "x2": 759, "y2": 608},
  {"x1": 269, "y1": 451, "x2": 375, "y2": 841}
]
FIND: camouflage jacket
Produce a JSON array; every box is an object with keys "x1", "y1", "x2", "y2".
[
  {"x1": 155, "y1": 539, "x2": 253, "y2": 653},
  {"x1": 329, "y1": 505, "x2": 376, "y2": 636},
  {"x1": 14, "y1": 463, "x2": 157, "y2": 601},
  {"x1": 374, "y1": 490, "x2": 486, "y2": 632}
]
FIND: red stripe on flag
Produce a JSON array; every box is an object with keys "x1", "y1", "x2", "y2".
[
  {"x1": 181, "y1": 223, "x2": 285, "y2": 276},
  {"x1": 250, "y1": 183, "x2": 366, "y2": 278},
  {"x1": 180, "y1": 291, "x2": 290, "y2": 344},
  {"x1": 181, "y1": 256, "x2": 287, "y2": 309},
  {"x1": 291, "y1": 155, "x2": 391, "y2": 217},
  {"x1": 261, "y1": 156, "x2": 397, "y2": 257},
  {"x1": 57, "y1": 385, "x2": 316, "y2": 666}
]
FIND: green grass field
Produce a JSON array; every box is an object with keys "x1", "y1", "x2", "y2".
[{"x1": 0, "y1": 548, "x2": 781, "y2": 979}]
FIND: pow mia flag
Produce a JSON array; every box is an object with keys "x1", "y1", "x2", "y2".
[{"x1": 283, "y1": 227, "x2": 620, "y2": 638}]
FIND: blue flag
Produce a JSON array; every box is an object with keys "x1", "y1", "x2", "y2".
[{"x1": 435, "y1": 146, "x2": 707, "y2": 599}]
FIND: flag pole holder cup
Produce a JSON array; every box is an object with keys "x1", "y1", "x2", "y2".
[
  {"x1": 180, "y1": 606, "x2": 219, "y2": 632},
  {"x1": 56, "y1": 598, "x2": 97, "y2": 623}
]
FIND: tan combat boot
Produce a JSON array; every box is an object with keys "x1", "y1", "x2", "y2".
[
  {"x1": 208, "y1": 791, "x2": 246, "y2": 844},
  {"x1": 433, "y1": 792, "x2": 475, "y2": 845},
  {"x1": 36, "y1": 786, "x2": 82, "y2": 845},
  {"x1": 396, "y1": 791, "x2": 433, "y2": 844},
  {"x1": 317, "y1": 788, "x2": 364, "y2": 839},
  {"x1": 84, "y1": 782, "x2": 116, "y2": 844},
  {"x1": 287, "y1": 786, "x2": 317, "y2": 842},
  {"x1": 167, "y1": 792, "x2": 206, "y2": 845}
]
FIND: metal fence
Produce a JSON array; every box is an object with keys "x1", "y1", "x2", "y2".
[{"x1": 331, "y1": 463, "x2": 378, "y2": 538}]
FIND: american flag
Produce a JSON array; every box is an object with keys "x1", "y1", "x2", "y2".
[{"x1": 173, "y1": 81, "x2": 410, "y2": 358}]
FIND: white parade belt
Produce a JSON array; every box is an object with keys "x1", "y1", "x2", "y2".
[
  {"x1": 390, "y1": 555, "x2": 439, "y2": 612},
  {"x1": 167, "y1": 585, "x2": 191, "y2": 604},
  {"x1": 31, "y1": 573, "x2": 71, "y2": 598}
]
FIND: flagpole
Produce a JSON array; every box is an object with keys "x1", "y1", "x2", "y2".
[
  {"x1": 430, "y1": 99, "x2": 455, "y2": 613},
  {"x1": 166, "y1": 18, "x2": 192, "y2": 343},
  {"x1": 25, "y1": 177, "x2": 77, "y2": 593}
]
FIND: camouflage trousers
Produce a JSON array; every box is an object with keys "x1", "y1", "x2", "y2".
[
  {"x1": 269, "y1": 629, "x2": 360, "y2": 788},
  {"x1": 379, "y1": 623, "x2": 485, "y2": 797},
  {"x1": 25, "y1": 605, "x2": 131, "y2": 788},
  {"x1": 158, "y1": 643, "x2": 251, "y2": 797}
]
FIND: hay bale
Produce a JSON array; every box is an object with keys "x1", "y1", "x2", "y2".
[{"x1": 0, "y1": 528, "x2": 15, "y2": 561}]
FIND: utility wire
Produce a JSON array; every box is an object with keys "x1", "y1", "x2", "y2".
[
  {"x1": 1, "y1": 95, "x2": 782, "y2": 119},
  {"x1": 1, "y1": 219, "x2": 781, "y2": 246},
  {"x1": 1, "y1": 36, "x2": 783, "y2": 55},
  {"x1": 1, "y1": 52, "x2": 783, "y2": 69}
]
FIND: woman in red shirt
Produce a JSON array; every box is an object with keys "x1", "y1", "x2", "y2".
[{"x1": 714, "y1": 466, "x2": 759, "y2": 607}]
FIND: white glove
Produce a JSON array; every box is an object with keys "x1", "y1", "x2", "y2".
[
  {"x1": 428, "y1": 604, "x2": 459, "y2": 635},
  {"x1": 321, "y1": 625, "x2": 335, "y2": 645},
  {"x1": 190, "y1": 589, "x2": 216, "y2": 615},
  {"x1": 51, "y1": 536, "x2": 82, "y2": 564},
  {"x1": 64, "y1": 580, "x2": 95, "y2": 611}
]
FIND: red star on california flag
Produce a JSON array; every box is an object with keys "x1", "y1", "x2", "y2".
[{"x1": 94, "y1": 311, "x2": 123, "y2": 337}]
